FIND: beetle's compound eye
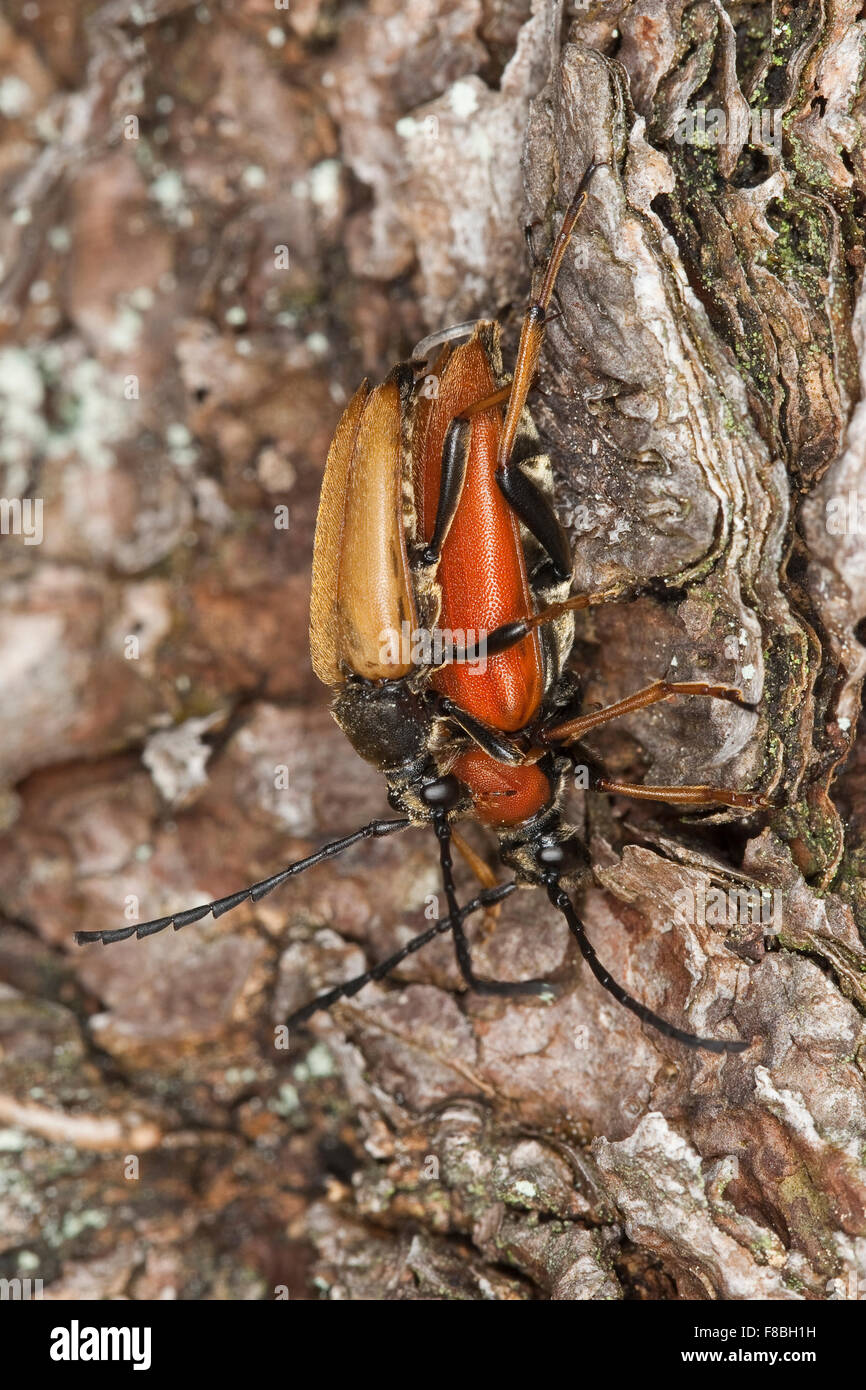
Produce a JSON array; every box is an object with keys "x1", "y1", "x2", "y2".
[{"x1": 420, "y1": 775, "x2": 461, "y2": 809}]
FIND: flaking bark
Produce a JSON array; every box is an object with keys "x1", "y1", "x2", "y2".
[{"x1": 1, "y1": 0, "x2": 865, "y2": 1300}]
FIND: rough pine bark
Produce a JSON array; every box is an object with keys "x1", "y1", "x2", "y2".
[{"x1": 0, "y1": 0, "x2": 865, "y2": 1300}]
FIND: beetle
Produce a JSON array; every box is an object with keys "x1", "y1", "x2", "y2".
[{"x1": 77, "y1": 162, "x2": 768, "y2": 1052}]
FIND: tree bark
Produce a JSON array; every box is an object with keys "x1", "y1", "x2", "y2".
[{"x1": 0, "y1": 0, "x2": 865, "y2": 1301}]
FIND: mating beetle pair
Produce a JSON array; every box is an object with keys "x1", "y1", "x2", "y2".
[{"x1": 78, "y1": 162, "x2": 767, "y2": 1052}]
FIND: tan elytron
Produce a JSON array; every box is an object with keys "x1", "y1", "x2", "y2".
[{"x1": 310, "y1": 376, "x2": 418, "y2": 684}]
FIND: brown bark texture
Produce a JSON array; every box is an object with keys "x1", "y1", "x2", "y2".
[{"x1": 1, "y1": 0, "x2": 866, "y2": 1301}]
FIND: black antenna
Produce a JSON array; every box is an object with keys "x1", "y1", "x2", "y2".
[
  {"x1": 287, "y1": 880, "x2": 517, "y2": 1027},
  {"x1": 546, "y1": 880, "x2": 749, "y2": 1054},
  {"x1": 75, "y1": 816, "x2": 412, "y2": 946}
]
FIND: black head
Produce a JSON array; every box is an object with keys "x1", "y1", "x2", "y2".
[
  {"x1": 388, "y1": 770, "x2": 468, "y2": 821},
  {"x1": 419, "y1": 774, "x2": 462, "y2": 810}
]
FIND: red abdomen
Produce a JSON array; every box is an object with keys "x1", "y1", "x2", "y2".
[{"x1": 413, "y1": 332, "x2": 544, "y2": 733}]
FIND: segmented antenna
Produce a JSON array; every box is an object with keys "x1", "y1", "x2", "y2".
[
  {"x1": 547, "y1": 881, "x2": 749, "y2": 1054},
  {"x1": 287, "y1": 880, "x2": 518, "y2": 1026},
  {"x1": 75, "y1": 817, "x2": 412, "y2": 946}
]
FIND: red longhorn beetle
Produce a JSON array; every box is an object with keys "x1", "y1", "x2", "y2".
[{"x1": 77, "y1": 162, "x2": 768, "y2": 1052}]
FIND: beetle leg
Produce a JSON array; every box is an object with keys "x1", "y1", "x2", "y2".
[
  {"x1": 410, "y1": 319, "x2": 481, "y2": 364},
  {"x1": 495, "y1": 460, "x2": 571, "y2": 580},
  {"x1": 554, "y1": 742, "x2": 770, "y2": 811},
  {"x1": 414, "y1": 386, "x2": 514, "y2": 570},
  {"x1": 433, "y1": 808, "x2": 556, "y2": 997},
  {"x1": 420, "y1": 164, "x2": 606, "y2": 573},
  {"x1": 591, "y1": 779, "x2": 771, "y2": 810},
  {"x1": 442, "y1": 588, "x2": 620, "y2": 664},
  {"x1": 540, "y1": 679, "x2": 752, "y2": 744},
  {"x1": 286, "y1": 881, "x2": 517, "y2": 1027},
  {"x1": 524, "y1": 216, "x2": 543, "y2": 268},
  {"x1": 74, "y1": 816, "x2": 413, "y2": 946},
  {"x1": 431, "y1": 694, "x2": 527, "y2": 766},
  {"x1": 459, "y1": 384, "x2": 514, "y2": 417},
  {"x1": 414, "y1": 416, "x2": 471, "y2": 569},
  {"x1": 497, "y1": 161, "x2": 607, "y2": 475}
]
